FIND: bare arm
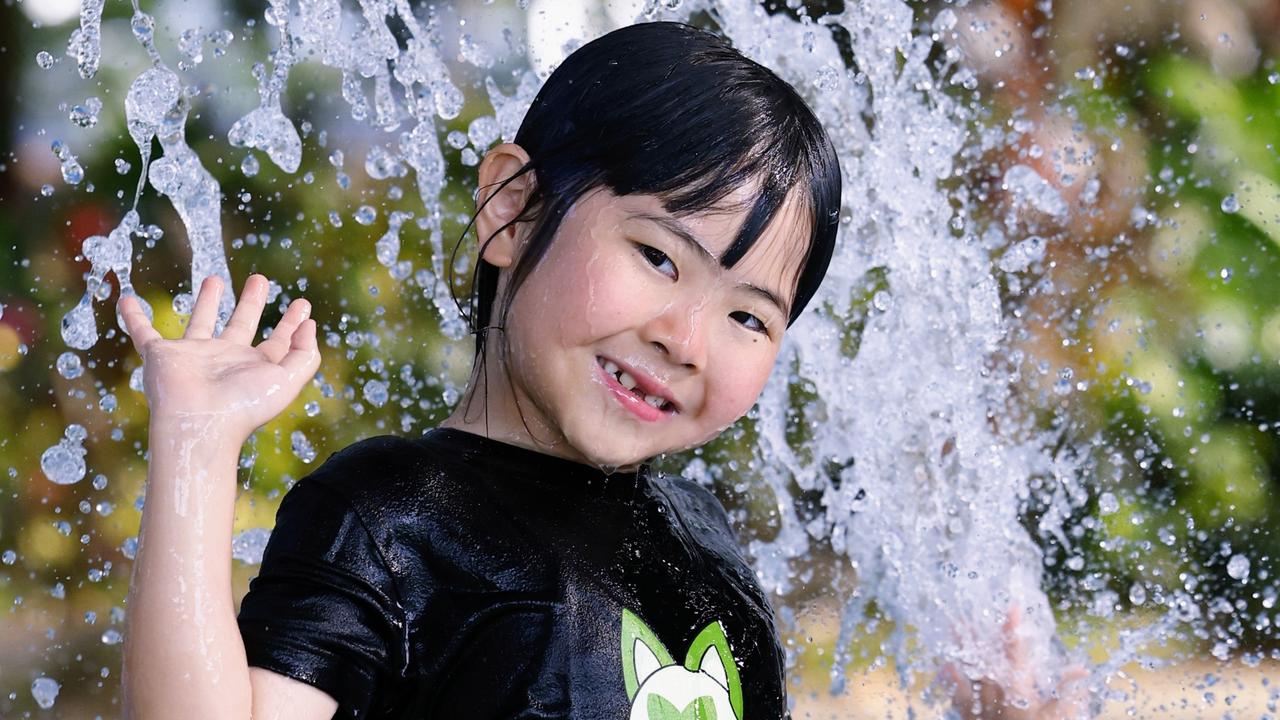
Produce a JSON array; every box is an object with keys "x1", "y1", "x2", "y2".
[{"x1": 118, "y1": 274, "x2": 335, "y2": 720}]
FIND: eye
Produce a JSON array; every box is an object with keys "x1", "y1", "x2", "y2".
[
  {"x1": 638, "y1": 244, "x2": 678, "y2": 279},
  {"x1": 730, "y1": 311, "x2": 769, "y2": 335}
]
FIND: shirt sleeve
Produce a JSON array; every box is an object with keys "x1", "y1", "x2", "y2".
[{"x1": 237, "y1": 476, "x2": 405, "y2": 719}]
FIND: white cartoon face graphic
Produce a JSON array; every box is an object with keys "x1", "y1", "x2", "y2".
[{"x1": 621, "y1": 609, "x2": 744, "y2": 720}]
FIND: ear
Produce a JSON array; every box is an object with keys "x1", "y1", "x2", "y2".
[
  {"x1": 621, "y1": 609, "x2": 674, "y2": 701},
  {"x1": 474, "y1": 142, "x2": 534, "y2": 269},
  {"x1": 684, "y1": 621, "x2": 743, "y2": 720}
]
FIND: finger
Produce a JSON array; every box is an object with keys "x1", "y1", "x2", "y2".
[
  {"x1": 119, "y1": 295, "x2": 162, "y2": 350},
  {"x1": 256, "y1": 297, "x2": 311, "y2": 364},
  {"x1": 278, "y1": 318, "x2": 321, "y2": 381},
  {"x1": 184, "y1": 275, "x2": 225, "y2": 339},
  {"x1": 220, "y1": 273, "x2": 269, "y2": 345}
]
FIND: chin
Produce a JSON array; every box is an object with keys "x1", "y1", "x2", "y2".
[{"x1": 564, "y1": 426, "x2": 658, "y2": 470}]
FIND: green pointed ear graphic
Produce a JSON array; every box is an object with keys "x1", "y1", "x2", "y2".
[
  {"x1": 684, "y1": 621, "x2": 743, "y2": 720},
  {"x1": 622, "y1": 608, "x2": 675, "y2": 701}
]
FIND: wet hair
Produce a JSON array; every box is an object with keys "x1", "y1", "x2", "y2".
[{"x1": 453, "y1": 20, "x2": 841, "y2": 360}]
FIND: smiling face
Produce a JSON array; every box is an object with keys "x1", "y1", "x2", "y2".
[{"x1": 444, "y1": 146, "x2": 813, "y2": 470}]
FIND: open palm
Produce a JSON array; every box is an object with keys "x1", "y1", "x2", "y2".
[{"x1": 117, "y1": 273, "x2": 321, "y2": 443}]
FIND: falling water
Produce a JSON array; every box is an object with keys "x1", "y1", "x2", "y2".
[{"x1": 20, "y1": 0, "x2": 1280, "y2": 715}]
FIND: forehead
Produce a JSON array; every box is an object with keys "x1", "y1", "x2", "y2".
[{"x1": 603, "y1": 186, "x2": 813, "y2": 300}]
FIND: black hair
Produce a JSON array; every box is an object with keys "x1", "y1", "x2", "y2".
[{"x1": 453, "y1": 20, "x2": 841, "y2": 363}]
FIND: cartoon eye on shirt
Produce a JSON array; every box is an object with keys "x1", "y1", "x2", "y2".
[{"x1": 621, "y1": 608, "x2": 744, "y2": 720}]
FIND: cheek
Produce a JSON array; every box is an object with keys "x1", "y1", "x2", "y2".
[
  {"x1": 550, "y1": 244, "x2": 659, "y2": 339},
  {"x1": 702, "y1": 351, "x2": 775, "y2": 425}
]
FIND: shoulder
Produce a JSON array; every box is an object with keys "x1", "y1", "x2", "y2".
[
  {"x1": 301, "y1": 433, "x2": 451, "y2": 501},
  {"x1": 288, "y1": 432, "x2": 468, "y2": 547},
  {"x1": 651, "y1": 473, "x2": 737, "y2": 542}
]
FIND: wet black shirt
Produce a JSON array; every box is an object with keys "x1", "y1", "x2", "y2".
[{"x1": 237, "y1": 428, "x2": 788, "y2": 719}]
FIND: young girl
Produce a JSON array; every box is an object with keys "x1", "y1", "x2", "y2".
[{"x1": 116, "y1": 20, "x2": 1077, "y2": 720}]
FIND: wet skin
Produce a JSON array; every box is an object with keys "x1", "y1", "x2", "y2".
[{"x1": 443, "y1": 143, "x2": 812, "y2": 471}]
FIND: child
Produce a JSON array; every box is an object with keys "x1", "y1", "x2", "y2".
[{"x1": 117, "y1": 21, "x2": 840, "y2": 720}]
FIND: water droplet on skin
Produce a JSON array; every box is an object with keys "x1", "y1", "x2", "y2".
[{"x1": 1221, "y1": 194, "x2": 1240, "y2": 213}]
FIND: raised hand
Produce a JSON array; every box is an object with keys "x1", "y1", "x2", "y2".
[
  {"x1": 117, "y1": 273, "x2": 321, "y2": 444},
  {"x1": 941, "y1": 606, "x2": 1092, "y2": 720}
]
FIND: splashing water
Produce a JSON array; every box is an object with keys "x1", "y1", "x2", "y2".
[
  {"x1": 39, "y1": 0, "x2": 1276, "y2": 714},
  {"x1": 47, "y1": 0, "x2": 1090, "y2": 705}
]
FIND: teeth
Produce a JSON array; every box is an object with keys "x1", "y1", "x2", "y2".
[
  {"x1": 644, "y1": 394, "x2": 664, "y2": 408},
  {"x1": 618, "y1": 371, "x2": 638, "y2": 391},
  {"x1": 603, "y1": 359, "x2": 620, "y2": 375}
]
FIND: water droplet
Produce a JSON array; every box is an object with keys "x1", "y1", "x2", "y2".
[
  {"x1": 1227, "y1": 554, "x2": 1250, "y2": 580},
  {"x1": 1219, "y1": 267, "x2": 1233, "y2": 282},
  {"x1": 871, "y1": 290, "x2": 892, "y2": 312},
  {"x1": 1220, "y1": 194, "x2": 1240, "y2": 213},
  {"x1": 241, "y1": 153, "x2": 260, "y2": 177},
  {"x1": 1098, "y1": 492, "x2": 1119, "y2": 515},
  {"x1": 1129, "y1": 582, "x2": 1147, "y2": 606},
  {"x1": 31, "y1": 677, "x2": 59, "y2": 709},
  {"x1": 354, "y1": 205, "x2": 377, "y2": 225},
  {"x1": 363, "y1": 379, "x2": 388, "y2": 407},
  {"x1": 36, "y1": 51, "x2": 54, "y2": 69},
  {"x1": 41, "y1": 184, "x2": 54, "y2": 197},
  {"x1": 231, "y1": 528, "x2": 272, "y2": 564},
  {"x1": 69, "y1": 97, "x2": 103, "y2": 128},
  {"x1": 290, "y1": 430, "x2": 316, "y2": 463},
  {"x1": 61, "y1": 298, "x2": 98, "y2": 351},
  {"x1": 56, "y1": 351, "x2": 83, "y2": 379},
  {"x1": 51, "y1": 139, "x2": 85, "y2": 185},
  {"x1": 41, "y1": 426, "x2": 88, "y2": 486}
]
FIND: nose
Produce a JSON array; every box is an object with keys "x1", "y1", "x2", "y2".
[{"x1": 643, "y1": 298, "x2": 708, "y2": 371}]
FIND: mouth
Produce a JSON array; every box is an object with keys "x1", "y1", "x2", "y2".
[{"x1": 596, "y1": 355, "x2": 679, "y2": 419}]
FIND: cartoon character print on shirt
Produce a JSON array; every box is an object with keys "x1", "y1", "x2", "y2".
[{"x1": 621, "y1": 608, "x2": 744, "y2": 720}]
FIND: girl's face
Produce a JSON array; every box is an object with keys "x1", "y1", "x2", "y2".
[{"x1": 485, "y1": 184, "x2": 811, "y2": 470}]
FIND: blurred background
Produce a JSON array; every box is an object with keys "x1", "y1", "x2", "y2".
[{"x1": 1, "y1": 0, "x2": 1279, "y2": 717}]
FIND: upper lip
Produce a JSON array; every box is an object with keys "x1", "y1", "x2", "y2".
[{"x1": 598, "y1": 355, "x2": 682, "y2": 413}]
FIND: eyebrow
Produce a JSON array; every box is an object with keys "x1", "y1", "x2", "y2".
[{"x1": 631, "y1": 212, "x2": 791, "y2": 319}]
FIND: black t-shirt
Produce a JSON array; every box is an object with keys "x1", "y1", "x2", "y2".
[{"x1": 236, "y1": 428, "x2": 789, "y2": 719}]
